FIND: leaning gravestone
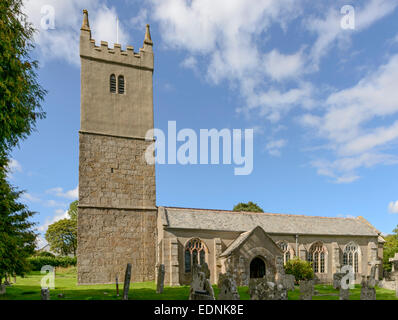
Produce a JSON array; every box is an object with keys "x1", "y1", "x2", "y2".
[
  {"x1": 41, "y1": 288, "x2": 50, "y2": 300},
  {"x1": 156, "y1": 264, "x2": 165, "y2": 294},
  {"x1": 189, "y1": 264, "x2": 215, "y2": 300},
  {"x1": 299, "y1": 280, "x2": 314, "y2": 300},
  {"x1": 123, "y1": 263, "x2": 132, "y2": 300},
  {"x1": 217, "y1": 273, "x2": 240, "y2": 300}
]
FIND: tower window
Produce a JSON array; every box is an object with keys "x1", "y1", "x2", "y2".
[
  {"x1": 118, "y1": 75, "x2": 125, "y2": 94},
  {"x1": 110, "y1": 74, "x2": 116, "y2": 93}
]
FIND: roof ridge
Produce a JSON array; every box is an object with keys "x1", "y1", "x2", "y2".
[{"x1": 163, "y1": 206, "x2": 359, "y2": 220}]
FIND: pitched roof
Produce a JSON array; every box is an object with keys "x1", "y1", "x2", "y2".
[
  {"x1": 161, "y1": 206, "x2": 380, "y2": 237},
  {"x1": 219, "y1": 226, "x2": 283, "y2": 257}
]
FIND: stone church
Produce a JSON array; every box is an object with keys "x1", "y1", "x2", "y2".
[{"x1": 77, "y1": 10, "x2": 385, "y2": 286}]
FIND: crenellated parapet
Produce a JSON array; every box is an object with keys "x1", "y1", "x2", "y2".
[{"x1": 80, "y1": 10, "x2": 153, "y2": 71}]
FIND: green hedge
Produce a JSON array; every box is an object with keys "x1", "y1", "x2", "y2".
[{"x1": 28, "y1": 256, "x2": 77, "y2": 271}]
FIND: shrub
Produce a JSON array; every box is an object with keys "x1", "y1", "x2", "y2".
[
  {"x1": 27, "y1": 256, "x2": 77, "y2": 271},
  {"x1": 284, "y1": 257, "x2": 314, "y2": 283},
  {"x1": 35, "y1": 251, "x2": 56, "y2": 258}
]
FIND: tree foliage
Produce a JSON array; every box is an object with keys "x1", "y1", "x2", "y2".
[
  {"x1": 233, "y1": 201, "x2": 264, "y2": 213},
  {"x1": 67, "y1": 200, "x2": 78, "y2": 221},
  {"x1": 383, "y1": 225, "x2": 398, "y2": 272},
  {"x1": 0, "y1": 157, "x2": 37, "y2": 284},
  {"x1": 0, "y1": 0, "x2": 46, "y2": 154},
  {"x1": 45, "y1": 201, "x2": 78, "y2": 256},
  {"x1": 284, "y1": 257, "x2": 314, "y2": 283}
]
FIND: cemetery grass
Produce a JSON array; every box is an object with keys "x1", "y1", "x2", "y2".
[{"x1": 1, "y1": 267, "x2": 397, "y2": 300}]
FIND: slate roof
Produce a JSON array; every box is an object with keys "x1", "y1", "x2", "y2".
[{"x1": 161, "y1": 207, "x2": 380, "y2": 237}]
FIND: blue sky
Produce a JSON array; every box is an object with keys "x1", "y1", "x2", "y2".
[{"x1": 9, "y1": 0, "x2": 398, "y2": 247}]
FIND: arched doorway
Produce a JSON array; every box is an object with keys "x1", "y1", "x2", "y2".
[{"x1": 250, "y1": 257, "x2": 266, "y2": 278}]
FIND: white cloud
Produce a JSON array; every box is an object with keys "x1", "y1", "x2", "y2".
[
  {"x1": 306, "y1": 0, "x2": 398, "y2": 69},
  {"x1": 302, "y1": 54, "x2": 398, "y2": 182},
  {"x1": 150, "y1": 0, "x2": 309, "y2": 121},
  {"x1": 263, "y1": 49, "x2": 305, "y2": 82},
  {"x1": 21, "y1": 192, "x2": 41, "y2": 203},
  {"x1": 389, "y1": 201, "x2": 398, "y2": 214},
  {"x1": 265, "y1": 139, "x2": 287, "y2": 157},
  {"x1": 6, "y1": 159, "x2": 22, "y2": 179},
  {"x1": 46, "y1": 186, "x2": 78, "y2": 200},
  {"x1": 23, "y1": 0, "x2": 131, "y2": 65},
  {"x1": 37, "y1": 209, "x2": 69, "y2": 232}
]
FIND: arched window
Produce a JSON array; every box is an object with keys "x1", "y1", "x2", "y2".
[
  {"x1": 118, "y1": 75, "x2": 125, "y2": 94},
  {"x1": 277, "y1": 241, "x2": 294, "y2": 265},
  {"x1": 343, "y1": 242, "x2": 359, "y2": 273},
  {"x1": 110, "y1": 74, "x2": 116, "y2": 93},
  {"x1": 184, "y1": 238, "x2": 207, "y2": 273},
  {"x1": 307, "y1": 242, "x2": 327, "y2": 273}
]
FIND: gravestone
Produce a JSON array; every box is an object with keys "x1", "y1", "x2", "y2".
[
  {"x1": 339, "y1": 288, "x2": 350, "y2": 300},
  {"x1": 41, "y1": 288, "x2": 50, "y2": 300},
  {"x1": 360, "y1": 276, "x2": 376, "y2": 300},
  {"x1": 0, "y1": 284, "x2": 6, "y2": 295},
  {"x1": 123, "y1": 263, "x2": 132, "y2": 300},
  {"x1": 189, "y1": 264, "x2": 215, "y2": 300},
  {"x1": 333, "y1": 273, "x2": 345, "y2": 289},
  {"x1": 199, "y1": 263, "x2": 211, "y2": 280},
  {"x1": 299, "y1": 280, "x2": 314, "y2": 300},
  {"x1": 156, "y1": 264, "x2": 165, "y2": 294},
  {"x1": 249, "y1": 278, "x2": 287, "y2": 300},
  {"x1": 217, "y1": 273, "x2": 240, "y2": 300},
  {"x1": 276, "y1": 273, "x2": 295, "y2": 291},
  {"x1": 395, "y1": 274, "x2": 398, "y2": 298}
]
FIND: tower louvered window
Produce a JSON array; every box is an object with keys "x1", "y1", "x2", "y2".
[
  {"x1": 118, "y1": 75, "x2": 125, "y2": 94},
  {"x1": 110, "y1": 74, "x2": 116, "y2": 93}
]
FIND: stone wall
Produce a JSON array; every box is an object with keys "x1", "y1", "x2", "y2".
[
  {"x1": 77, "y1": 207, "x2": 157, "y2": 284},
  {"x1": 79, "y1": 133, "x2": 156, "y2": 209},
  {"x1": 78, "y1": 133, "x2": 157, "y2": 284}
]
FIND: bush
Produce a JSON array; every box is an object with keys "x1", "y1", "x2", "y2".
[
  {"x1": 284, "y1": 258, "x2": 314, "y2": 283},
  {"x1": 35, "y1": 251, "x2": 56, "y2": 258},
  {"x1": 27, "y1": 256, "x2": 77, "y2": 271}
]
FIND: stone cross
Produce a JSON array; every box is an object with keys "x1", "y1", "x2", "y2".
[
  {"x1": 41, "y1": 288, "x2": 50, "y2": 300},
  {"x1": 389, "y1": 253, "x2": 398, "y2": 273},
  {"x1": 156, "y1": 264, "x2": 165, "y2": 294},
  {"x1": 122, "y1": 263, "x2": 132, "y2": 300}
]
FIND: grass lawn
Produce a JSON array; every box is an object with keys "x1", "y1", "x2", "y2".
[{"x1": 1, "y1": 267, "x2": 397, "y2": 300}]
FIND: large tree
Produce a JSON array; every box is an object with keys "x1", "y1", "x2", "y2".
[
  {"x1": 45, "y1": 202, "x2": 77, "y2": 256},
  {"x1": 0, "y1": 0, "x2": 46, "y2": 154},
  {"x1": 233, "y1": 201, "x2": 264, "y2": 213},
  {"x1": 383, "y1": 225, "x2": 398, "y2": 272},
  {"x1": 0, "y1": 158, "x2": 37, "y2": 284}
]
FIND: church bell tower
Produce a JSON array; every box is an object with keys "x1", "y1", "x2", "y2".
[{"x1": 77, "y1": 9, "x2": 157, "y2": 284}]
